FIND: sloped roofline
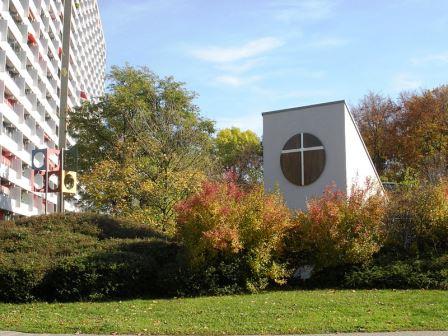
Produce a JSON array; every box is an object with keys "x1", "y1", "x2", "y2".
[
  {"x1": 261, "y1": 100, "x2": 346, "y2": 116},
  {"x1": 261, "y1": 99, "x2": 386, "y2": 193}
]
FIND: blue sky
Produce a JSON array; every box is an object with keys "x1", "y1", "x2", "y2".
[{"x1": 97, "y1": 0, "x2": 448, "y2": 134}]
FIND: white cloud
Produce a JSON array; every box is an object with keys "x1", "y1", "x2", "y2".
[
  {"x1": 217, "y1": 58, "x2": 264, "y2": 74},
  {"x1": 191, "y1": 37, "x2": 284, "y2": 88},
  {"x1": 392, "y1": 73, "x2": 422, "y2": 91},
  {"x1": 411, "y1": 52, "x2": 448, "y2": 65},
  {"x1": 214, "y1": 75, "x2": 262, "y2": 87},
  {"x1": 270, "y1": 0, "x2": 335, "y2": 23},
  {"x1": 190, "y1": 37, "x2": 284, "y2": 63}
]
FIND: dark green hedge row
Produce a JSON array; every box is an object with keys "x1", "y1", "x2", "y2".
[
  {"x1": 0, "y1": 213, "x2": 179, "y2": 302},
  {"x1": 292, "y1": 254, "x2": 448, "y2": 290},
  {"x1": 343, "y1": 255, "x2": 448, "y2": 289}
]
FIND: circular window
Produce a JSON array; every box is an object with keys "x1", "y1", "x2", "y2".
[{"x1": 280, "y1": 133, "x2": 325, "y2": 186}]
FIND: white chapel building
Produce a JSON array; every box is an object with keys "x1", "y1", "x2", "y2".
[{"x1": 263, "y1": 100, "x2": 382, "y2": 210}]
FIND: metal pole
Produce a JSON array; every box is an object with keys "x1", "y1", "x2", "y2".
[
  {"x1": 57, "y1": 0, "x2": 73, "y2": 213},
  {"x1": 44, "y1": 171, "x2": 48, "y2": 215}
]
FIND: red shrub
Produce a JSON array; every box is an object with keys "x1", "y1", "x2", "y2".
[
  {"x1": 175, "y1": 178, "x2": 291, "y2": 291},
  {"x1": 286, "y1": 181, "x2": 386, "y2": 269}
]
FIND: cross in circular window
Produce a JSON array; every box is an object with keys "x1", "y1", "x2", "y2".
[{"x1": 280, "y1": 133, "x2": 326, "y2": 186}]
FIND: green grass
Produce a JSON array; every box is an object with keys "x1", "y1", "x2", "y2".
[{"x1": 0, "y1": 290, "x2": 447, "y2": 335}]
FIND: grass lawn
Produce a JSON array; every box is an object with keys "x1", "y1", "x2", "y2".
[{"x1": 0, "y1": 289, "x2": 447, "y2": 335}]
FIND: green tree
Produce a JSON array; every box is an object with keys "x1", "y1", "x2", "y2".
[
  {"x1": 69, "y1": 65, "x2": 215, "y2": 234},
  {"x1": 215, "y1": 127, "x2": 262, "y2": 185}
]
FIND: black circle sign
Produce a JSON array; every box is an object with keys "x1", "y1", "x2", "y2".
[{"x1": 280, "y1": 133, "x2": 326, "y2": 186}]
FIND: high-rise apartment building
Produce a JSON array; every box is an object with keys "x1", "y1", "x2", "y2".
[{"x1": 0, "y1": 0, "x2": 106, "y2": 219}]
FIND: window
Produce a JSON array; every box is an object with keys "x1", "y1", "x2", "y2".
[{"x1": 280, "y1": 133, "x2": 325, "y2": 186}]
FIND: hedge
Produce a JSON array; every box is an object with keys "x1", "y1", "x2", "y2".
[{"x1": 0, "y1": 213, "x2": 178, "y2": 302}]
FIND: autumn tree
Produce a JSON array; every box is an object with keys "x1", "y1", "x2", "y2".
[
  {"x1": 214, "y1": 127, "x2": 262, "y2": 185},
  {"x1": 69, "y1": 65, "x2": 215, "y2": 234},
  {"x1": 353, "y1": 85, "x2": 448, "y2": 182},
  {"x1": 395, "y1": 86, "x2": 448, "y2": 182},
  {"x1": 352, "y1": 92, "x2": 399, "y2": 176}
]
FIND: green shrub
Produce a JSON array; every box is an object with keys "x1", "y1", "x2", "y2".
[
  {"x1": 175, "y1": 179, "x2": 291, "y2": 294},
  {"x1": 344, "y1": 262, "x2": 434, "y2": 289},
  {"x1": 0, "y1": 260, "x2": 46, "y2": 302},
  {"x1": 0, "y1": 213, "x2": 177, "y2": 302},
  {"x1": 344, "y1": 255, "x2": 448, "y2": 289},
  {"x1": 39, "y1": 249, "x2": 158, "y2": 301}
]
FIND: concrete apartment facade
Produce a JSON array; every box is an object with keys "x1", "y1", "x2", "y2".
[{"x1": 0, "y1": 0, "x2": 106, "y2": 219}]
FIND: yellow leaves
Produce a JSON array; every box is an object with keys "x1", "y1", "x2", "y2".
[
  {"x1": 388, "y1": 180, "x2": 448, "y2": 250},
  {"x1": 79, "y1": 153, "x2": 210, "y2": 235}
]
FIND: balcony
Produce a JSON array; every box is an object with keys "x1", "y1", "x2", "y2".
[{"x1": 0, "y1": 162, "x2": 21, "y2": 184}]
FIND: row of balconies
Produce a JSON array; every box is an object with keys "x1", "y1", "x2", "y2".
[
  {"x1": 0, "y1": 155, "x2": 54, "y2": 216},
  {"x1": 1, "y1": 38, "x2": 93, "y2": 146},
  {"x1": 1, "y1": 61, "x2": 89, "y2": 134},
  {"x1": 1, "y1": 25, "x2": 62, "y2": 106},
  {"x1": 0, "y1": 86, "x2": 75, "y2": 151},
  {"x1": 0, "y1": 184, "x2": 71, "y2": 215},
  {"x1": 4, "y1": 0, "x2": 63, "y2": 72},
  {"x1": 5, "y1": 1, "x2": 63, "y2": 84},
  {"x1": 0, "y1": 46, "x2": 62, "y2": 130},
  {"x1": 69, "y1": 48, "x2": 105, "y2": 95},
  {"x1": 0, "y1": 80, "x2": 59, "y2": 146},
  {"x1": 2, "y1": 50, "x2": 61, "y2": 105},
  {"x1": 0, "y1": 139, "x2": 78, "y2": 215},
  {"x1": 2, "y1": 1, "x2": 103, "y2": 120},
  {"x1": 1, "y1": 112, "x2": 57, "y2": 159},
  {"x1": 1, "y1": 149, "x2": 36, "y2": 189}
]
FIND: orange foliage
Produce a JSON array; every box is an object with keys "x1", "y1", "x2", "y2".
[
  {"x1": 175, "y1": 178, "x2": 291, "y2": 289},
  {"x1": 286, "y1": 181, "x2": 386, "y2": 269},
  {"x1": 353, "y1": 86, "x2": 448, "y2": 181}
]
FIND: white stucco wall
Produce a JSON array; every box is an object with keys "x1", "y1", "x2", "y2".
[
  {"x1": 344, "y1": 105, "x2": 382, "y2": 192},
  {"x1": 263, "y1": 101, "x2": 348, "y2": 210}
]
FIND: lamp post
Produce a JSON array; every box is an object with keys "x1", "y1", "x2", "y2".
[{"x1": 57, "y1": 0, "x2": 73, "y2": 213}]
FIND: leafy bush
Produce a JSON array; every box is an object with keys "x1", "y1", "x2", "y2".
[
  {"x1": 0, "y1": 258, "x2": 46, "y2": 302},
  {"x1": 386, "y1": 180, "x2": 448, "y2": 253},
  {"x1": 285, "y1": 182, "x2": 386, "y2": 270},
  {"x1": 0, "y1": 213, "x2": 177, "y2": 302},
  {"x1": 175, "y1": 179, "x2": 291, "y2": 294},
  {"x1": 344, "y1": 254, "x2": 448, "y2": 289}
]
